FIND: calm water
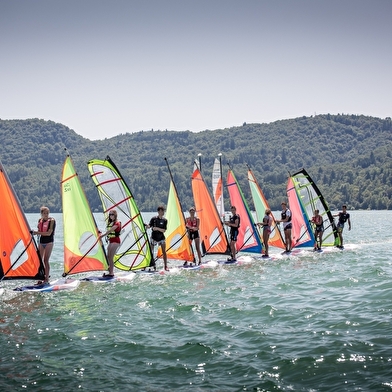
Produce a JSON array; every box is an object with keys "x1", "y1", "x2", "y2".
[{"x1": 1, "y1": 211, "x2": 392, "y2": 391}]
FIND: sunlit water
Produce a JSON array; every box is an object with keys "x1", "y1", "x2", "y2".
[{"x1": 1, "y1": 211, "x2": 392, "y2": 391}]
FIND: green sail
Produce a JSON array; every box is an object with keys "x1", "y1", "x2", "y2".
[
  {"x1": 87, "y1": 156, "x2": 153, "y2": 271},
  {"x1": 62, "y1": 154, "x2": 108, "y2": 276}
]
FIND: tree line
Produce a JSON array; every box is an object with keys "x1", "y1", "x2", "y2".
[{"x1": 0, "y1": 114, "x2": 391, "y2": 213}]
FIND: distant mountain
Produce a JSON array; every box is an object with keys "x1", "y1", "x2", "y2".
[{"x1": 1, "y1": 114, "x2": 391, "y2": 213}]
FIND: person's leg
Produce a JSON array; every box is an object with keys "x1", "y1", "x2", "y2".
[
  {"x1": 194, "y1": 238, "x2": 202, "y2": 264},
  {"x1": 263, "y1": 231, "x2": 269, "y2": 255},
  {"x1": 285, "y1": 229, "x2": 292, "y2": 252},
  {"x1": 230, "y1": 240, "x2": 236, "y2": 260},
  {"x1": 318, "y1": 231, "x2": 323, "y2": 249},
  {"x1": 107, "y1": 243, "x2": 119, "y2": 275},
  {"x1": 42, "y1": 243, "x2": 53, "y2": 281},
  {"x1": 161, "y1": 242, "x2": 168, "y2": 270}
]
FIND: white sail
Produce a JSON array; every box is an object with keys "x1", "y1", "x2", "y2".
[{"x1": 212, "y1": 157, "x2": 225, "y2": 218}]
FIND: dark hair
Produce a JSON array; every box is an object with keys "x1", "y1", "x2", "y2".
[
  {"x1": 342, "y1": 205, "x2": 347, "y2": 208},
  {"x1": 157, "y1": 205, "x2": 165, "y2": 211}
]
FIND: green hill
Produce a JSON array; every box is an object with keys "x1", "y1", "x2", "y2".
[{"x1": 1, "y1": 114, "x2": 391, "y2": 212}]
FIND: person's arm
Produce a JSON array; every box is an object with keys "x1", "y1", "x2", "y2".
[
  {"x1": 100, "y1": 222, "x2": 120, "y2": 237},
  {"x1": 145, "y1": 218, "x2": 154, "y2": 229},
  {"x1": 348, "y1": 217, "x2": 351, "y2": 230},
  {"x1": 195, "y1": 218, "x2": 200, "y2": 231}
]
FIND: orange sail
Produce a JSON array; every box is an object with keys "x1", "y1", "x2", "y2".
[
  {"x1": 157, "y1": 159, "x2": 194, "y2": 262},
  {"x1": 191, "y1": 162, "x2": 231, "y2": 255},
  {"x1": 247, "y1": 168, "x2": 286, "y2": 250},
  {"x1": 0, "y1": 160, "x2": 45, "y2": 281}
]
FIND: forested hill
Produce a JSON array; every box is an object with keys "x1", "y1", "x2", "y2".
[{"x1": 1, "y1": 114, "x2": 391, "y2": 213}]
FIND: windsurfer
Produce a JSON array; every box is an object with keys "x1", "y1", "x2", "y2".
[
  {"x1": 257, "y1": 209, "x2": 273, "y2": 257},
  {"x1": 311, "y1": 209, "x2": 324, "y2": 250},
  {"x1": 100, "y1": 209, "x2": 121, "y2": 277},
  {"x1": 277, "y1": 202, "x2": 292, "y2": 253},
  {"x1": 333, "y1": 205, "x2": 351, "y2": 248},
  {"x1": 32, "y1": 206, "x2": 56, "y2": 284},
  {"x1": 185, "y1": 207, "x2": 202, "y2": 266},
  {"x1": 224, "y1": 206, "x2": 240, "y2": 261},
  {"x1": 146, "y1": 206, "x2": 168, "y2": 271}
]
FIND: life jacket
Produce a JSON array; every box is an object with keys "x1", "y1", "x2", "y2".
[
  {"x1": 150, "y1": 216, "x2": 167, "y2": 241},
  {"x1": 107, "y1": 221, "x2": 121, "y2": 238},
  {"x1": 38, "y1": 218, "x2": 55, "y2": 233},
  {"x1": 230, "y1": 214, "x2": 240, "y2": 228},
  {"x1": 338, "y1": 212, "x2": 350, "y2": 224},
  {"x1": 313, "y1": 215, "x2": 324, "y2": 228},
  {"x1": 186, "y1": 217, "x2": 198, "y2": 229},
  {"x1": 281, "y1": 209, "x2": 292, "y2": 222},
  {"x1": 38, "y1": 218, "x2": 56, "y2": 243}
]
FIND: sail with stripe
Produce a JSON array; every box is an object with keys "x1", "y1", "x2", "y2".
[
  {"x1": 158, "y1": 158, "x2": 194, "y2": 262},
  {"x1": 227, "y1": 168, "x2": 263, "y2": 254},
  {"x1": 61, "y1": 153, "x2": 109, "y2": 276},
  {"x1": 0, "y1": 159, "x2": 45, "y2": 281},
  {"x1": 212, "y1": 156, "x2": 225, "y2": 219},
  {"x1": 247, "y1": 167, "x2": 286, "y2": 250},
  {"x1": 191, "y1": 161, "x2": 231, "y2": 256},
  {"x1": 87, "y1": 156, "x2": 153, "y2": 271},
  {"x1": 289, "y1": 168, "x2": 339, "y2": 247},
  {"x1": 286, "y1": 176, "x2": 315, "y2": 248}
]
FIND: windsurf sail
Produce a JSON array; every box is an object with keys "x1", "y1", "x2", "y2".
[
  {"x1": 227, "y1": 168, "x2": 263, "y2": 254},
  {"x1": 212, "y1": 155, "x2": 225, "y2": 219},
  {"x1": 191, "y1": 161, "x2": 231, "y2": 255},
  {"x1": 0, "y1": 159, "x2": 45, "y2": 281},
  {"x1": 87, "y1": 156, "x2": 153, "y2": 271},
  {"x1": 289, "y1": 168, "x2": 339, "y2": 247},
  {"x1": 61, "y1": 153, "x2": 109, "y2": 276},
  {"x1": 286, "y1": 176, "x2": 315, "y2": 248},
  {"x1": 157, "y1": 158, "x2": 194, "y2": 262},
  {"x1": 247, "y1": 167, "x2": 286, "y2": 250}
]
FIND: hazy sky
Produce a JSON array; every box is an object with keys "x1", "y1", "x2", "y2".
[{"x1": 1, "y1": 0, "x2": 391, "y2": 140}]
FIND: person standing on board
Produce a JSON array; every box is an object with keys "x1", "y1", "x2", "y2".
[
  {"x1": 333, "y1": 205, "x2": 351, "y2": 249},
  {"x1": 257, "y1": 208, "x2": 273, "y2": 258},
  {"x1": 277, "y1": 202, "x2": 292, "y2": 253},
  {"x1": 32, "y1": 206, "x2": 56, "y2": 284},
  {"x1": 100, "y1": 209, "x2": 121, "y2": 277},
  {"x1": 311, "y1": 209, "x2": 324, "y2": 251},
  {"x1": 146, "y1": 206, "x2": 168, "y2": 271},
  {"x1": 185, "y1": 206, "x2": 202, "y2": 266},
  {"x1": 224, "y1": 206, "x2": 240, "y2": 261}
]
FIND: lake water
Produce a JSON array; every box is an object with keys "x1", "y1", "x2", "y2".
[{"x1": 1, "y1": 211, "x2": 392, "y2": 391}]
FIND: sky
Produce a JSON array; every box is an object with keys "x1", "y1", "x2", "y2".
[{"x1": 1, "y1": 0, "x2": 391, "y2": 140}]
